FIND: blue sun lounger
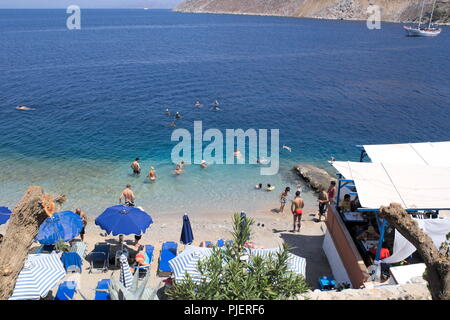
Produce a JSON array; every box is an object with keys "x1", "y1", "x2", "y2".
[
  {"x1": 133, "y1": 245, "x2": 154, "y2": 278},
  {"x1": 61, "y1": 252, "x2": 83, "y2": 273},
  {"x1": 158, "y1": 241, "x2": 177, "y2": 277},
  {"x1": 55, "y1": 281, "x2": 77, "y2": 300},
  {"x1": 217, "y1": 239, "x2": 232, "y2": 247},
  {"x1": 89, "y1": 243, "x2": 110, "y2": 273},
  {"x1": 94, "y1": 279, "x2": 111, "y2": 300}
]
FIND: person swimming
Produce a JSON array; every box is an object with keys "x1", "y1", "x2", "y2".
[
  {"x1": 255, "y1": 183, "x2": 263, "y2": 189},
  {"x1": 165, "y1": 108, "x2": 171, "y2": 115},
  {"x1": 266, "y1": 184, "x2": 275, "y2": 191},
  {"x1": 16, "y1": 106, "x2": 35, "y2": 111},
  {"x1": 194, "y1": 100, "x2": 202, "y2": 108},
  {"x1": 211, "y1": 100, "x2": 220, "y2": 111},
  {"x1": 175, "y1": 112, "x2": 182, "y2": 119},
  {"x1": 173, "y1": 161, "x2": 185, "y2": 175},
  {"x1": 200, "y1": 160, "x2": 207, "y2": 168}
]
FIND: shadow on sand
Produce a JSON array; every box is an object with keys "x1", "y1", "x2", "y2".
[{"x1": 280, "y1": 232, "x2": 332, "y2": 289}]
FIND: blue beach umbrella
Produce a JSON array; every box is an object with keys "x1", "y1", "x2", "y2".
[
  {"x1": 180, "y1": 214, "x2": 194, "y2": 245},
  {"x1": 95, "y1": 205, "x2": 153, "y2": 236},
  {"x1": 0, "y1": 206, "x2": 12, "y2": 225},
  {"x1": 36, "y1": 211, "x2": 83, "y2": 245}
]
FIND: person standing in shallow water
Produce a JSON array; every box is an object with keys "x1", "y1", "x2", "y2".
[
  {"x1": 279, "y1": 187, "x2": 290, "y2": 213},
  {"x1": 120, "y1": 184, "x2": 136, "y2": 207},
  {"x1": 131, "y1": 158, "x2": 141, "y2": 176},
  {"x1": 147, "y1": 167, "x2": 156, "y2": 181},
  {"x1": 290, "y1": 191, "x2": 304, "y2": 233}
]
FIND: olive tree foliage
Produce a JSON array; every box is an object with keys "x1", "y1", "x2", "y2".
[{"x1": 167, "y1": 213, "x2": 309, "y2": 300}]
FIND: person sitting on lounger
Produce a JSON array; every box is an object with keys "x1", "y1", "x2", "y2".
[{"x1": 133, "y1": 245, "x2": 151, "y2": 267}]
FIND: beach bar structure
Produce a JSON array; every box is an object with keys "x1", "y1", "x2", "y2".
[{"x1": 323, "y1": 141, "x2": 450, "y2": 288}]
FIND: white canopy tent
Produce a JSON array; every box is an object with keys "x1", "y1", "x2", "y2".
[
  {"x1": 362, "y1": 141, "x2": 450, "y2": 167},
  {"x1": 332, "y1": 161, "x2": 450, "y2": 209}
]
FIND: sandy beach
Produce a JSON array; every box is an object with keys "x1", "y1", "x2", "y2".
[{"x1": 0, "y1": 202, "x2": 332, "y2": 300}]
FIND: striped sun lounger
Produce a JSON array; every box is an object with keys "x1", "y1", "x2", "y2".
[
  {"x1": 158, "y1": 241, "x2": 177, "y2": 277},
  {"x1": 94, "y1": 279, "x2": 111, "y2": 300},
  {"x1": 70, "y1": 241, "x2": 87, "y2": 259}
]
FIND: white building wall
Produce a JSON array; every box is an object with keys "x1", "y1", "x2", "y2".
[{"x1": 322, "y1": 231, "x2": 352, "y2": 287}]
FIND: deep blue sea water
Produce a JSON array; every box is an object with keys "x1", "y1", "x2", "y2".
[{"x1": 0, "y1": 9, "x2": 449, "y2": 216}]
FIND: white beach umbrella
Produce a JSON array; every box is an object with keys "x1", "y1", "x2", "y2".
[
  {"x1": 250, "y1": 248, "x2": 307, "y2": 277},
  {"x1": 169, "y1": 246, "x2": 214, "y2": 283},
  {"x1": 119, "y1": 254, "x2": 133, "y2": 290},
  {"x1": 9, "y1": 253, "x2": 65, "y2": 300}
]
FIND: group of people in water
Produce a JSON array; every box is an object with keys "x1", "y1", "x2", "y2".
[{"x1": 165, "y1": 99, "x2": 221, "y2": 127}]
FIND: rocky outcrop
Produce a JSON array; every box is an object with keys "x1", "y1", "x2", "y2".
[
  {"x1": 300, "y1": 283, "x2": 432, "y2": 300},
  {"x1": 175, "y1": 0, "x2": 450, "y2": 24},
  {"x1": 294, "y1": 164, "x2": 336, "y2": 193}
]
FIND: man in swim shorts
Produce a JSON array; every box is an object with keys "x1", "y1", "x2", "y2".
[
  {"x1": 131, "y1": 158, "x2": 141, "y2": 175},
  {"x1": 120, "y1": 184, "x2": 136, "y2": 207},
  {"x1": 290, "y1": 191, "x2": 304, "y2": 233},
  {"x1": 317, "y1": 185, "x2": 329, "y2": 222}
]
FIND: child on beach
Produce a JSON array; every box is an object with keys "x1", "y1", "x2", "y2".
[{"x1": 279, "y1": 187, "x2": 290, "y2": 213}]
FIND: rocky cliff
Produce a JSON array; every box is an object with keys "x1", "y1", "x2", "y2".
[{"x1": 174, "y1": 0, "x2": 450, "y2": 24}]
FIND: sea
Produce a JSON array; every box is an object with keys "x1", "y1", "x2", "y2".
[{"x1": 0, "y1": 9, "x2": 449, "y2": 217}]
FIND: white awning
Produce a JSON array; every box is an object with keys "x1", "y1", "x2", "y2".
[
  {"x1": 332, "y1": 161, "x2": 450, "y2": 209},
  {"x1": 363, "y1": 141, "x2": 450, "y2": 167}
]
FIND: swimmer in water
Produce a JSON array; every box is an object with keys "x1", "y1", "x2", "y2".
[
  {"x1": 282, "y1": 145, "x2": 292, "y2": 152},
  {"x1": 147, "y1": 167, "x2": 156, "y2": 181},
  {"x1": 165, "y1": 109, "x2": 171, "y2": 115},
  {"x1": 200, "y1": 160, "x2": 207, "y2": 168},
  {"x1": 168, "y1": 121, "x2": 177, "y2": 127},
  {"x1": 16, "y1": 106, "x2": 35, "y2": 111},
  {"x1": 173, "y1": 162, "x2": 185, "y2": 175},
  {"x1": 266, "y1": 184, "x2": 275, "y2": 191},
  {"x1": 211, "y1": 100, "x2": 220, "y2": 111},
  {"x1": 194, "y1": 100, "x2": 202, "y2": 108},
  {"x1": 255, "y1": 183, "x2": 263, "y2": 189},
  {"x1": 175, "y1": 112, "x2": 182, "y2": 119},
  {"x1": 234, "y1": 149, "x2": 242, "y2": 159}
]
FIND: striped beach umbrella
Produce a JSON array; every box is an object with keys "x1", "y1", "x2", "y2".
[
  {"x1": 169, "y1": 247, "x2": 213, "y2": 283},
  {"x1": 119, "y1": 254, "x2": 133, "y2": 290},
  {"x1": 9, "y1": 253, "x2": 66, "y2": 300},
  {"x1": 0, "y1": 206, "x2": 12, "y2": 225},
  {"x1": 250, "y1": 248, "x2": 307, "y2": 277}
]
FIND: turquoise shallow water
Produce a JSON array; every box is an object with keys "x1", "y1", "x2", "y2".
[{"x1": 0, "y1": 9, "x2": 449, "y2": 216}]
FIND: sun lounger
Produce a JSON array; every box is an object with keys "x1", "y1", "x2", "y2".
[
  {"x1": 61, "y1": 252, "x2": 83, "y2": 273},
  {"x1": 134, "y1": 245, "x2": 155, "y2": 279},
  {"x1": 158, "y1": 241, "x2": 177, "y2": 277},
  {"x1": 94, "y1": 279, "x2": 111, "y2": 300},
  {"x1": 54, "y1": 281, "x2": 77, "y2": 300},
  {"x1": 35, "y1": 244, "x2": 55, "y2": 254},
  {"x1": 89, "y1": 243, "x2": 110, "y2": 273},
  {"x1": 217, "y1": 239, "x2": 232, "y2": 247},
  {"x1": 70, "y1": 241, "x2": 87, "y2": 259}
]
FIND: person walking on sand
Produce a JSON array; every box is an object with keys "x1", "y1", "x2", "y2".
[
  {"x1": 131, "y1": 158, "x2": 141, "y2": 176},
  {"x1": 74, "y1": 208, "x2": 88, "y2": 242},
  {"x1": 279, "y1": 187, "x2": 290, "y2": 213},
  {"x1": 327, "y1": 181, "x2": 336, "y2": 206},
  {"x1": 290, "y1": 191, "x2": 304, "y2": 233},
  {"x1": 317, "y1": 185, "x2": 329, "y2": 222},
  {"x1": 120, "y1": 184, "x2": 136, "y2": 207},
  {"x1": 147, "y1": 167, "x2": 156, "y2": 181}
]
